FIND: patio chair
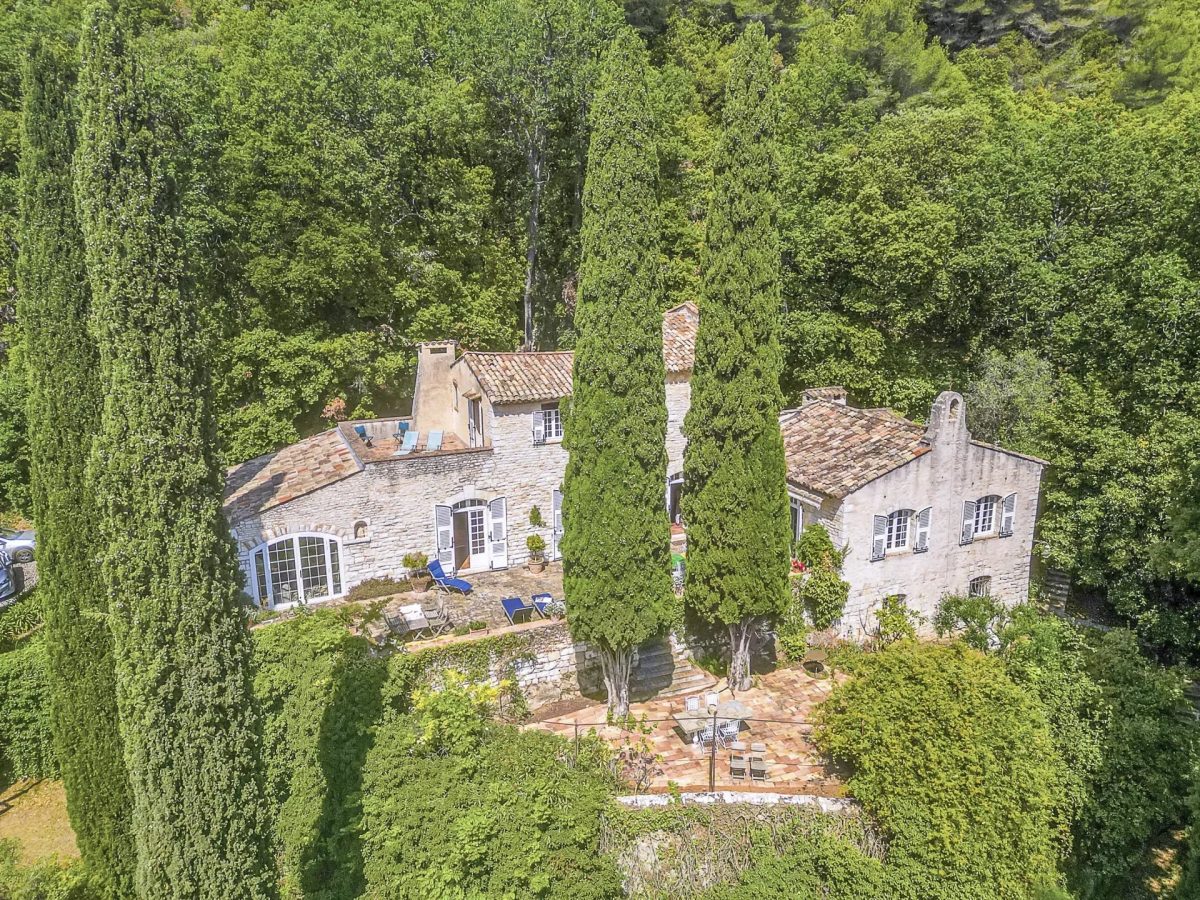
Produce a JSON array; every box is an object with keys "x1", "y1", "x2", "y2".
[
  {"x1": 696, "y1": 723, "x2": 717, "y2": 748},
  {"x1": 353, "y1": 424, "x2": 372, "y2": 447},
  {"x1": 705, "y1": 691, "x2": 720, "y2": 710},
  {"x1": 684, "y1": 695, "x2": 701, "y2": 713},
  {"x1": 394, "y1": 431, "x2": 419, "y2": 456},
  {"x1": 718, "y1": 719, "x2": 741, "y2": 744},
  {"x1": 501, "y1": 596, "x2": 536, "y2": 626},
  {"x1": 421, "y1": 597, "x2": 453, "y2": 636},
  {"x1": 392, "y1": 421, "x2": 409, "y2": 445},
  {"x1": 531, "y1": 592, "x2": 558, "y2": 618},
  {"x1": 730, "y1": 753, "x2": 748, "y2": 783},
  {"x1": 425, "y1": 430, "x2": 443, "y2": 452},
  {"x1": 428, "y1": 559, "x2": 473, "y2": 594}
]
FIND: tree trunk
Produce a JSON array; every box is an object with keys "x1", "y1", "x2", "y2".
[
  {"x1": 522, "y1": 135, "x2": 545, "y2": 350},
  {"x1": 728, "y1": 620, "x2": 755, "y2": 693},
  {"x1": 600, "y1": 645, "x2": 633, "y2": 718}
]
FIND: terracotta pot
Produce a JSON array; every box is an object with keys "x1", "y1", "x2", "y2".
[{"x1": 528, "y1": 557, "x2": 546, "y2": 574}]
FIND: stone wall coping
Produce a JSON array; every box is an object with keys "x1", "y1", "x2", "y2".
[
  {"x1": 411, "y1": 615, "x2": 566, "y2": 651},
  {"x1": 614, "y1": 792, "x2": 856, "y2": 811}
]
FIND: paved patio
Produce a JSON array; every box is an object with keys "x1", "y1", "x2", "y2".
[
  {"x1": 528, "y1": 666, "x2": 845, "y2": 796},
  {"x1": 363, "y1": 562, "x2": 565, "y2": 640}
]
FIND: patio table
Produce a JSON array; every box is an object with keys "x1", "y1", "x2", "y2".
[
  {"x1": 673, "y1": 699, "x2": 753, "y2": 739},
  {"x1": 399, "y1": 603, "x2": 431, "y2": 637}
]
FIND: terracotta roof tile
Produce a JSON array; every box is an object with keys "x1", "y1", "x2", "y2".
[
  {"x1": 663, "y1": 302, "x2": 698, "y2": 374},
  {"x1": 460, "y1": 303, "x2": 698, "y2": 405},
  {"x1": 224, "y1": 429, "x2": 362, "y2": 524},
  {"x1": 781, "y1": 401, "x2": 930, "y2": 498},
  {"x1": 461, "y1": 352, "x2": 576, "y2": 405}
]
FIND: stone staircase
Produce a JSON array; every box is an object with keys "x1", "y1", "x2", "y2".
[{"x1": 630, "y1": 639, "x2": 718, "y2": 700}]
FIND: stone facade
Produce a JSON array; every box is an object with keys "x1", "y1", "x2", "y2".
[
  {"x1": 226, "y1": 306, "x2": 1045, "y2": 635},
  {"x1": 796, "y1": 392, "x2": 1045, "y2": 637}
]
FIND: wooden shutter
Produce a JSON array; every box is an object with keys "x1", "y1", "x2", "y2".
[
  {"x1": 551, "y1": 489, "x2": 564, "y2": 560},
  {"x1": 960, "y1": 500, "x2": 976, "y2": 545},
  {"x1": 489, "y1": 497, "x2": 508, "y2": 569},
  {"x1": 532, "y1": 410, "x2": 545, "y2": 445},
  {"x1": 871, "y1": 515, "x2": 887, "y2": 561},
  {"x1": 434, "y1": 505, "x2": 454, "y2": 569},
  {"x1": 1000, "y1": 493, "x2": 1016, "y2": 537},
  {"x1": 914, "y1": 506, "x2": 932, "y2": 553}
]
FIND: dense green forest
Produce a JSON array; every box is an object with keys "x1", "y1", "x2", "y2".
[{"x1": 2, "y1": 0, "x2": 1198, "y2": 652}]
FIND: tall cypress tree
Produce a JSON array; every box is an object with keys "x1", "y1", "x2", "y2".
[
  {"x1": 17, "y1": 39, "x2": 136, "y2": 899},
  {"x1": 74, "y1": 7, "x2": 276, "y2": 898},
  {"x1": 561, "y1": 27, "x2": 671, "y2": 717},
  {"x1": 681, "y1": 21, "x2": 790, "y2": 693}
]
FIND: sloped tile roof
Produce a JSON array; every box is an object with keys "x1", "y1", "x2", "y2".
[
  {"x1": 461, "y1": 351, "x2": 576, "y2": 405},
  {"x1": 224, "y1": 429, "x2": 362, "y2": 524},
  {"x1": 780, "y1": 401, "x2": 931, "y2": 498},
  {"x1": 663, "y1": 302, "x2": 698, "y2": 374},
  {"x1": 460, "y1": 302, "x2": 699, "y2": 406}
]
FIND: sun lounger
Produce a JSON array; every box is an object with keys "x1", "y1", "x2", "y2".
[
  {"x1": 428, "y1": 559, "x2": 472, "y2": 594},
  {"x1": 750, "y1": 757, "x2": 768, "y2": 783},
  {"x1": 531, "y1": 592, "x2": 557, "y2": 618},
  {"x1": 501, "y1": 596, "x2": 535, "y2": 625},
  {"x1": 394, "y1": 431, "x2": 419, "y2": 456},
  {"x1": 425, "y1": 430, "x2": 443, "y2": 452}
]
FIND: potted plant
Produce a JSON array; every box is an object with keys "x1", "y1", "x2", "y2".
[
  {"x1": 526, "y1": 534, "x2": 547, "y2": 573},
  {"x1": 402, "y1": 551, "x2": 430, "y2": 591}
]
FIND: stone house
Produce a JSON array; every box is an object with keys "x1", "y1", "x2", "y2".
[{"x1": 223, "y1": 301, "x2": 1044, "y2": 632}]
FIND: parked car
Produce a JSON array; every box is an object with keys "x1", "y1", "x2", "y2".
[
  {"x1": 0, "y1": 550, "x2": 15, "y2": 604},
  {"x1": 0, "y1": 527, "x2": 35, "y2": 563}
]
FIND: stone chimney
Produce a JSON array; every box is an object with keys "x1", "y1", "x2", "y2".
[
  {"x1": 411, "y1": 341, "x2": 459, "y2": 434},
  {"x1": 802, "y1": 386, "x2": 848, "y2": 406},
  {"x1": 923, "y1": 391, "x2": 969, "y2": 446}
]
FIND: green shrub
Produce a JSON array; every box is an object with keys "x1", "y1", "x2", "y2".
[
  {"x1": 0, "y1": 634, "x2": 57, "y2": 780},
  {"x1": 776, "y1": 601, "x2": 809, "y2": 663},
  {"x1": 361, "y1": 685, "x2": 621, "y2": 898},
  {"x1": 794, "y1": 523, "x2": 845, "y2": 570},
  {"x1": 814, "y1": 642, "x2": 1064, "y2": 899},
  {"x1": 871, "y1": 595, "x2": 919, "y2": 647},
  {"x1": 933, "y1": 593, "x2": 1008, "y2": 651},
  {"x1": 401, "y1": 552, "x2": 428, "y2": 574},
  {"x1": 346, "y1": 576, "x2": 410, "y2": 603},
  {"x1": 526, "y1": 533, "x2": 546, "y2": 555},
  {"x1": 798, "y1": 567, "x2": 850, "y2": 631},
  {"x1": 0, "y1": 840, "x2": 96, "y2": 900},
  {"x1": 0, "y1": 591, "x2": 41, "y2": 650},
  {"x1": 529, "y1": 505, "x2": 545, "y2": 528},
  {"x1": 704, "y1": 824, "x2": 887, "y2": 900}
]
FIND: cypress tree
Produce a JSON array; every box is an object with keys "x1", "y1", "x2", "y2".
[
  {"x1": 17, "y1": 40, "x2": 136, "y2": 898},
  {"x1": 681, "y1": 21, "x2": 790, "y2": 693},
  {"x1": 561, "y1": 28, "x2": 671, "y2": 717},
  {"x1": 74, "y1": 7, "x2": 277, "y2": 898}
]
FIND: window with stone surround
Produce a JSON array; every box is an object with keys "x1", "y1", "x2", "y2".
[{"x1": 968, "y1": 575, "x2": 992, "y2": 598}]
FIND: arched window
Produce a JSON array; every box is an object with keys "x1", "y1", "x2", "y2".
[
  {"x1": 973, "y1": 495, "x2": 1000, "y2": 537},
  {"x1": 250, "y1": 533, "x2": 344, "y2": 608},
  {"x1": 886, "y1": 509, "x2": 914, "y2": 550},
  {"x1": 968, "y1": 575, "x2": 992, "y2": 598}
]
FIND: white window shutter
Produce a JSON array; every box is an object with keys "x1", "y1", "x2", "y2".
[
  {"x1": 1000, "y1": 493, "x2": 1017, "y2": 537},
  {"x1": 532, "y1": 411, "x2": 545, "y2": 444},
  {"x1": 960, "y1": 500, "x2": 977, "y2": 545},
  {"x1": 489, "y1": 497, "x2": 508, "y2": 569},
  {"x1": 434, "y1": 505, "x2": 454, "y2": 569},
  {"x1": 551, "y1": 489, "x2": 564, "y2": 560},
  {"x1": 871, "y1": 515, "x2": 887, "y2": 561},
  {"x1": 914, "y1": 506, "x2": 932, "y2": 553}
]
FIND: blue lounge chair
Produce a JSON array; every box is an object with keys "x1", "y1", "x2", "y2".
[
  {"x1": 394, "y1": 430, "x2": 419, "y2": 456},
  {"x1": 531, "y1": 592, "x2": 555, "y2": 618},
  {"x1": 392, "y1": 421, "x2": 410, "y2": 444},
  {"x1": 353, "y1": 424, "x2": 372, "y2": 446},
  {"x1": 426, "y1": 430, "x2": 443, "y2": 452},
  {"x1": 428, "y1": 559, "x2": 472, "y2": 594},
  {"x1": 502, "y1": 596, "x2": 535, "y2": 625}
]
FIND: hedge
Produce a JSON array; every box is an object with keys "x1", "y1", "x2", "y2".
[{"x1": 0, "y1": 635, "x2": 57, "y2": 780}]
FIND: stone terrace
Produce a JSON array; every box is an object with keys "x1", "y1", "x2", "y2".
[{"x1": 529, "y1": 666, "x2": 845, "y2": 797}]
